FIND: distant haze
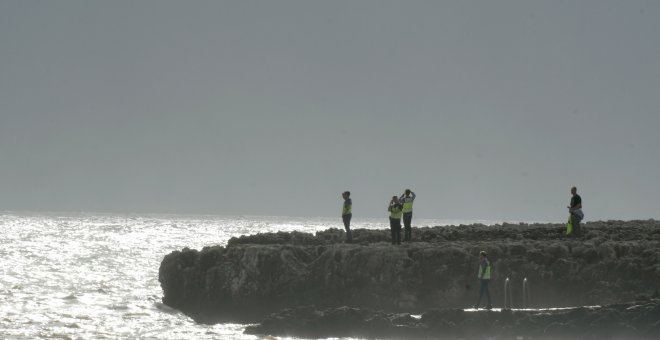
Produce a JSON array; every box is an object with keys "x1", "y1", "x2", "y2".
[{"x1": 1, "y1": 1, "x2": 659, "y2": 221}]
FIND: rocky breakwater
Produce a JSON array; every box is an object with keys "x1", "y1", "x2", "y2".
[{"x1": 159, "y1": 220, "x2": 660, "y2": 323}]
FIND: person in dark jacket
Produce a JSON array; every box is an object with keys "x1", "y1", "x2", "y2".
[
  {"x1": 341, "y1": 191, "x2": 352, "y2": 242},
  {"x1": 567, "y1": 186, "x2": 584, "y2": 236}
]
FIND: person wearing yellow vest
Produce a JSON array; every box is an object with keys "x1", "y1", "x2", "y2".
[
  {"x1": 567, "y1": 186, "x2": 584, "y2": 237},
  {"x1": 475, "y1": 251, "x2": 492, "y2": 309},
  {"x1": 341, "y1": 191, "x2": 352, "y2": 242},
  {"x1": 388, "y1": 196, "x2": 403, "y2": 245},
  {"x1": 399, "y1": 189, "x2": 416, "y2": 242}
]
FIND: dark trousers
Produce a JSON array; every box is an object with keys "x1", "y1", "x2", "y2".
[
  {"x1": 476, "y1": 279, "x2": 492, "y2": 308},
  {"x1": 403, "y1": 212, "x2": 412, "y2": 241},
  {"x1": 571, "y1": 214, "x2": 581, "y2": 236},
  {"x1": 389, "y1": 217, "x2": 402, "y2": 245},
  {"x1": 342, "y1": 214, "x2": 352, "y2": 242}
]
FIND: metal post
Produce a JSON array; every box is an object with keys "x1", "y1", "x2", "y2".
[
  {"x1": 522, "y1": 277, "x2": 531, "y2": 309},
  {"x1": 504, "y1": 277, "x2": 513, "y2": 310}
]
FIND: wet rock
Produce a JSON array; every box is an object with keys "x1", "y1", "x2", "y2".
[
  {"x1": 389, "y1": 313, "x2": 415, "y2": 326},
  {"x1": 246, "y1": 300, "x2": 660, "y2": 339}
]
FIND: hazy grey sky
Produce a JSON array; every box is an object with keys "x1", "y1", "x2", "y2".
[{"x1": 1, "y1": 1, "x2": 659, "y2": 221}]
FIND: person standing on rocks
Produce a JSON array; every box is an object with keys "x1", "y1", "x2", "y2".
[
  {"x1": 567, "y1": 186, "x2": 584, "y2": 236},
  {"x1": 475, "y1": 251, "x2": 492, "y2": 310},
  {"x1": 341, "y1": 191, "x2": 353, "y2": 242},
  {"x1": 388, "y1": 196, "x2": 403, "y2": 245},
  {"x1": 399, "y1": 189, "x2": 416, "y2": 242}
]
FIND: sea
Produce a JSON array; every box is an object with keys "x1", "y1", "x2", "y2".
[{"x1": 0, "y1": 212, "x2": 493, "y2": 339}]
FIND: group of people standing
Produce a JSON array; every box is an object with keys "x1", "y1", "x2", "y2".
[
  {"x1": 342, "y1": 186, "x2": 585, "y2": 310},
  {"x1": 388, "y1": 189, "x2": 416, "y2": 245},
  {"x1": 343, "y1": 186, "x2": 585, "y2": 242},
  {"x1": 341, "y1": 189, "x2": 416, "y2": 244}
]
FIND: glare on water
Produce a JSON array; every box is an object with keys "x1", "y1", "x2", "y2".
[{"x1": 0, "y1": 213, "x2": 478, "y2": 339}]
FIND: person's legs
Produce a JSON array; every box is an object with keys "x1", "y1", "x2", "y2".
[
  {"x1": 395, "y1": 219, "x2": 402, "y2": 245},
  {"x1": 476, "y1": 281, "x2": 484, "y2": 308},
  {"x1": 574, "y1": 218, "x2": 581, "y2": 236},
  {"x1": 389, "y1": 217, "x2": 396, "y2": 245},
  {"x1": 343, "y1": 214, "x2": 352, "y2": 242},
  {"x1": 403, "y1": 213, "x2": 412, "y2": 241},
  {"x1": 477, "y1": 279, "x2": 492, "y2": 308},
  {"x1": 484, "y1": 279, "x2": 492, "y2": 308},
  {"x1": 571, "y1": 214, "x2": 581, "y2": 236}
]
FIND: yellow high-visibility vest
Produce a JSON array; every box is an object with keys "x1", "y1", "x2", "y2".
[
  {"x1": 402, "y1": 198, "x2": 414, "y2": 213},
  {"x1": 389, "y1": 205, "x2": 403, "y2": 219},
  {"x1": 478, "y1": 259, "x2": 491, "y2": 280},
  {"x1": 342, "y1": 202, "x2": 352, "y2": 215}
]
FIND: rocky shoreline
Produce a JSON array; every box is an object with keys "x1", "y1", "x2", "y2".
[
  {"x1": 244, "y1": 299, "x2": 660, "y2": 339},
  {"x1": 159, "y1": 220, "x2": 660, "y2": 337}
]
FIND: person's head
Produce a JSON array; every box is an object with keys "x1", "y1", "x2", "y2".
[
  {"x1": 479, "y1": 251, "x2": 487, "y2": 260},
  {"x1": 342, "y1": 191, "x2": 350, "y2": 199},
  {"x1": 391, "y1": 196, "x2": 399, "y2": 203},
  {"x1": 405, "y1": 189, "x2": 411, "y2": 196},
  {"x1": 571, "y1": 186, "x2": 577, "y2": 195}
]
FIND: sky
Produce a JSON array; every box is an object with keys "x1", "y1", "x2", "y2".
[{"x1": 1, "y1": 0, "x2": 659, "y2": 221}]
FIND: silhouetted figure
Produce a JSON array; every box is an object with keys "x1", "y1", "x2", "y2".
[
  {"x1": 388, "y1": 196, "x2": 403, "y2": 245},
  {"x1": 567, "y1": 186, "x2": 584, "y2": 236},
  {"x1": 341, "y1": 191, "x2": 352, "y2": 242},
  {"x1": 399, "y1": 189, "x2": 416, "y2": 241},
  {"x1": 475, "y1": 251, "x2": 492, "y2": 309}
]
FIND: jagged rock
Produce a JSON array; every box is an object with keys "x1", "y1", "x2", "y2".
[
  {"x1": 244, "y1": 300, "x2": 660, "y2": 339},
  {"x1": 159, "y1": 220, "x2": 660, "y2": 323}
]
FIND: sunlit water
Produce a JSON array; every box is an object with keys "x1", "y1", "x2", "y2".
[{"x1": 0, "y1": 212, "x2": 493, "y2": 339}]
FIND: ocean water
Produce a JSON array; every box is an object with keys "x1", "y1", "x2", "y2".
[{"x1": 0, "y1": 212, "x2": 490, "y2": 339}]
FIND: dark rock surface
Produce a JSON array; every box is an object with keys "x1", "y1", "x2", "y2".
[
  {"x1": 159, "y1": 220, "x2": 660, "y2": 323},
  {"x1": 244, "y1": 299, "x2": 660, "y2": 339}
]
